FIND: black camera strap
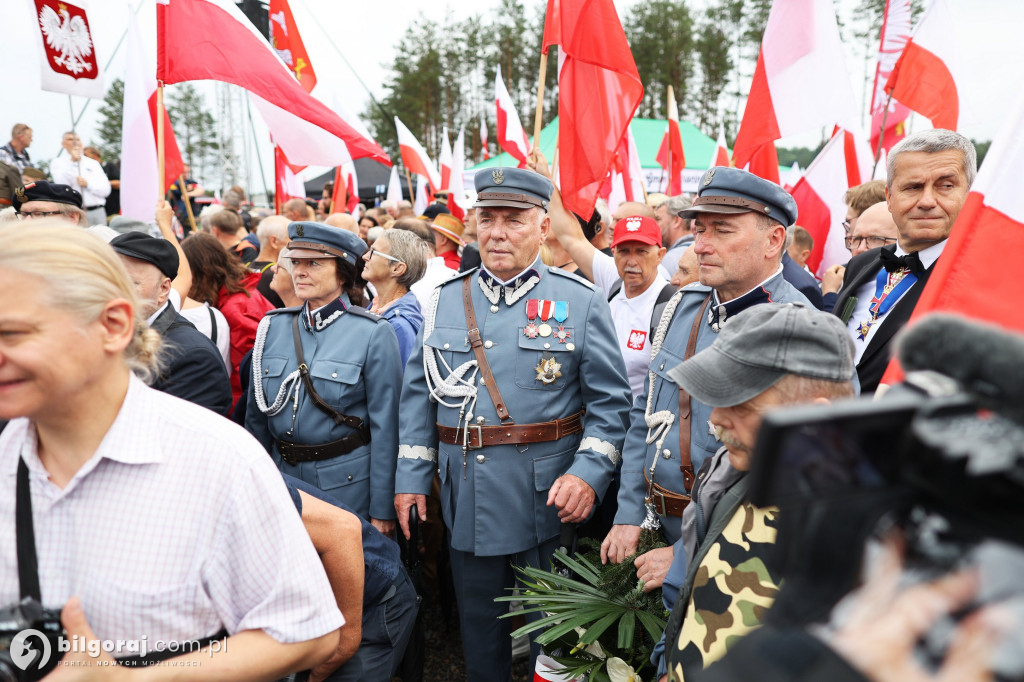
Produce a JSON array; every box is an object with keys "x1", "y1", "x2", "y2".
[{"x1": 16, "y1": 455, "x2": 41, "y2": 602}]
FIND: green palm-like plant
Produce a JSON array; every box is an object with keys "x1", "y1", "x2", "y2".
[{"x1": 497, "y1": 534, "x2": 668, "y2": 682}]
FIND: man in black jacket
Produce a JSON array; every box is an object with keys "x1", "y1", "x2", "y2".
[
  {"x1": 111, "y1": 232, "x2": 232, "y2": 415},
  {"x1": 832, "y1": 129, "x2": 975, "y2": 394}
]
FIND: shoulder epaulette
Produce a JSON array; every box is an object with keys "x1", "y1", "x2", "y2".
[
  {"x1": 266, "y1": 305, "x2": 304, "y2": 316},
  {"x1": 549, "y1": 267, "x2": 595, "y2": 289},
  {"x1": 346, "y1": 305, "x2": 383, "y2": 322},
  {"x1": 439, "y1": 268, "x2": 476, "y2": 286}
]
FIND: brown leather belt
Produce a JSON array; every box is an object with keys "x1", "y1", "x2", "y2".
[
  {"x1": 436, "y1": 411, "x2": 584, "y2": 450},
  {"x1": 646, "y1": 478, "x2": 691, "y2": 518},
  {"x1": 276, "y1": 429, "x2": 370, "y2": 466}
]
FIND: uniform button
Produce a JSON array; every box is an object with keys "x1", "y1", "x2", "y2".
[
  {"x1": 347, "y1": 474, "x2": 353, "y2": 481},
  {"x1": 659, "y1": 363, "x2": 665, "y2": 370},
  {"x1": 544, "y1": 343, "x2": 550, "y2": 349},
  {"x1": 476, "y1": 454, "x2": 486, "y2": 463},
  {"x1": 484, "y1": 340, "x2": 493, "y2": 349},
  {"x1": 490, "y1": 305, "x2": 499, "y2": 313},
  {"x1": 479, "y1": 377, "x2": 486, "y2": 385},
  {"x1": 662, "y1": 449, "x2": 671, "y2": 459},
  {"x1": 476, "y1": 416, "x2": 486, "y2": 424},
  {"x1": 331, "y1": 372, "x2": 338, "y2": 378},
  {"x1": 443, "y1": 343, "x2": 450, "y2": 349}
]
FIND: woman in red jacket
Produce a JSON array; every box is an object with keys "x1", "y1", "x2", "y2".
[{"x1": 183, "y1": 232, "x2": 274, "y2": 407}]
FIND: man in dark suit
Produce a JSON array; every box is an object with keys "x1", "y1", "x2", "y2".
[
  {"x1": 111, "y1": 232, "x2": 233, "y2": 415},
  {"x1": 832, "y1": 129, "x2": 976, "y2": 393}
]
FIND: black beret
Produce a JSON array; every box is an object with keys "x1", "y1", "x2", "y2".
[
  {"x1": 110, "y1": 232, "x2": 180, "y2": 280},
  {"x1": 12, "y1": 181, "x2": 83, "y2": 211}
]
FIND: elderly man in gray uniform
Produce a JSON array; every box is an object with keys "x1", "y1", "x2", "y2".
[
  {"x1": 602, "y1": 167, "x2": 811, "y2": 586},
  {"x1": 394, "y1": 167, "x2": 633, "y2": 682}
]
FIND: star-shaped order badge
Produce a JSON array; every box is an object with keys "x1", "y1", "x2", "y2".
[
  {"x1": 555, "y1": 325, "x2": 571, "y2": 343},
  {"x1": 535, "y1": 352, "x2": 562, "y2": 385}
]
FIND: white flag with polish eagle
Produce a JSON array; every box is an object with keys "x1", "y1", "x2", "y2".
[{"x1": 30, "y1": 0, "x2": 104, "y2": 98}]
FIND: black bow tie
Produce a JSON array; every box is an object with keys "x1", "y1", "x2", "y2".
[{"x1": 879, "y1": 249, "x2": 925, "y2": 278}]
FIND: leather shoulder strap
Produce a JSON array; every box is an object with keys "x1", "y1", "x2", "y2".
[
  {"x1": 291, "y1": 314, "x2": 367, "y2": 431},
  {"x1": 677, "y1": 294, "x2": 712, "y2": 490},
  {"x1": 463, "y1": 276, "x2": 513, "y2": 423}
]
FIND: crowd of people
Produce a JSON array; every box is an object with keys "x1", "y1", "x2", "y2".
[{"x1": 0, "y1": 122, "x2": 1013, "y2": 682}]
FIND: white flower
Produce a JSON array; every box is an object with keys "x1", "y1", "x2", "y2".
[{"x1": 606, "y1": 657, "x2": 642, "y2": 682}]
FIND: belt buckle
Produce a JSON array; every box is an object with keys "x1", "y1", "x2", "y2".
[
  {"x1": 280, "y1": 444, "x2": 297, "y2": 467},
  {"x1": 464, "y1": 424, "x2": 483, "y2": 450}
]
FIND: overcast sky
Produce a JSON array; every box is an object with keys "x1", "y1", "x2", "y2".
[{"x1": 2, "y1": 0, "x2": 1023, "y2": 196}]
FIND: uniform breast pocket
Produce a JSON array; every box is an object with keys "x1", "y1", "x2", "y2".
[
  {"x1": 310, "y1": 361, "x2": 362, "y2": 407},
  {"x1": 424, "y1": 326, "x2": 473, "y2": 371},
  {"x1": 514, "y1": 329, "x2": 574, "y2": 390},
  {"x1": 259, "y1": 355, "x2": 291, "y2": 396},
  {"x1": 650, "y1": 347, "x2": 685, "y2": 403}
]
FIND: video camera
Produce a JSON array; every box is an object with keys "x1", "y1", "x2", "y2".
[{"x1": 745, "y1": 314, "x2": 1024, "y2": 679}]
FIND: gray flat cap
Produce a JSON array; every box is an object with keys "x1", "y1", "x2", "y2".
[
  {"x1": 679, "y1": 166, "x2": 798, "y2": 227},
  {"x1": 667, "y1": 303, "x2": 854, "y2": 407}
]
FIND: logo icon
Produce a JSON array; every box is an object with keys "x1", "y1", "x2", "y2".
[
  {"x1": 703, "y1": 168, "x2": 716, "y2": 186},
  {"x1": 627, "y1": 330, "x2": 647, "y2": 351},
  {"x1": 10, "y1": 628, "x2": 52, "y2": 671},
  {"x1": 492, "y1": 169, "x2": 505, "y2": 185},
  {"x1": 625, "y1": 218, "x2": 641, "y2": 232},
  {"x1": 37, "y1": 0, "x2": 98, "y2": 79}
]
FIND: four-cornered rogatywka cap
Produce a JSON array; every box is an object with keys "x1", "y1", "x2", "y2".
[
  {"x1": 287, "y1": 221, "x2": 367, "y2": 266},
  {"x1": 473, "y1": 167, "x2": 553, "y2": 211},
  {"x1": 679, "y1": 166, "x2": 798, "y2": 227}
]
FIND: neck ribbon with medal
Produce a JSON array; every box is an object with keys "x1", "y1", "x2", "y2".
[
  {"x1": 857, "y1": 267, "x2": 918, "y2": 340},
  {"x1": 524, "y1": 299, "x2": 572, "y2": 384}
]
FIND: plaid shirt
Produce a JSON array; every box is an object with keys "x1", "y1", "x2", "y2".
[
  {"x1": 0, "y1": 376, "x2": 343, "y2": 644},
  {"x1": 0, "y1": 144, "x2": 30, "y2": 173}
]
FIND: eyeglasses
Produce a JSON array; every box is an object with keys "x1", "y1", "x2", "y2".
[
  {"x1": 17, "y1": 210, "x2": 65, "y2": 219},
  {"x1": 844, "y1": 235, "x2": 897, "y2": 250},
  {"x1": 367, "y1": 248, "x2": 404, "y2": 264}
]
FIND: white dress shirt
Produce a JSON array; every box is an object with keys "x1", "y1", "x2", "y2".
[
  {"x1": 50, "y1": 154, "x2": 111, "y2": 208},
  {"x1": 0, "y1": 377, "x2": 343, "y2": 644}
]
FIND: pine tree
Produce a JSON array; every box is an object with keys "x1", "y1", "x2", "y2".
[{"x1": 95, "y1": 78, "x2": 124, "y2": 160}]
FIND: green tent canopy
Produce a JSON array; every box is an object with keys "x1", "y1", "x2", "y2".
[{"x1": 469, "y1": 116, "x2": 717, "y2": 171}]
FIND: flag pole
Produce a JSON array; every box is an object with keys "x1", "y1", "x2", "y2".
[
  {"x1": 157, "y1": 83, "x2": 166, "y2": 200},
  {"x1": 404, "y1": 166, "x2": 415, "y2": 204},
  {"x1": 532, "y1": 51, "x2": 549, "y2": 158},
  {"x1": 67, "y1": 96, "x2": 82, "y2": 179},
  {"x1": 871, "y1": 91, "x2": 894, "y2": 177},
  {"x1": 666, "y1": 85, "x2": 673, "y2": 195},
  {"x1": 179, "y1": 173, "x2": 197, "y2": 233}
]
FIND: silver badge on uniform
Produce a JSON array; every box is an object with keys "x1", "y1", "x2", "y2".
[
  {"x1": 535, "y1": 352, "x2": 562, "y2": 385},
  {"x1": 703, "y1": 168, "x2": 716, "y2": 186},
  {"x1": 492, "y1": 169, "x2": 505, "y2": 185},
  {"x1": 296, "y1": 224, "x2": 305, "y2": 237}
]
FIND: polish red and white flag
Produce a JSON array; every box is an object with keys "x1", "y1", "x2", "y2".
[
  {"x1": 884, "y1": 0, "x2": 968, "y2": 131},
  {"x1": 882, "y1": 90, "x2": 1024, "y2": 385},
  {"x1": 495, "y1": 64, "x2": 531, "y2": 167},
  {"x1": 157, "y1": 0, "x2": 387, "y2": 167},
  {"x1": 868, "y1": 0, "x2": 912, "y2": 153},
  {"x1": 789, "y1": 128, "x2": 873, "y2": 277},
  {"x1": 732, "y1": 0, "x2": 858, "y2": 183},
  {"x1": 607, "y1": 125, "x2": 645, "y2": 212},
  {"x1": 655, "y1": 87, "x2": 685, "y2": 195},
  {"x1": 395, "y1": 117, "x2": 441, "y2": 193},
  {"x1": 31, "y1": 0, "x2": 104, "y2": 98},
  {"x1": 120, "y1": 6, "x2": 185, "y2": 222},
  {"x1": 711, "y1": 124, "x2": 730, "y2": 168},
  {"x1": 439, "y1": 126, "x2": 453, "y2": 191},
  {"x1": 448, "y1": 126, "x2": 467, "y2": 220}
]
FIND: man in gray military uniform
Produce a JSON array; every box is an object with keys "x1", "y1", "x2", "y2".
[
  {"x1": 601, "y1": 167, "x2": 811, "y2": 591},
  {"x1": 394, "y1": 167, "x2": 633, "y2": 682}
]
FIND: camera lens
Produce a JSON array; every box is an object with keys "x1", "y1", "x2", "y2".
[{"x1": 0, "y1": 661, "x2": 19, "y2": 682}]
